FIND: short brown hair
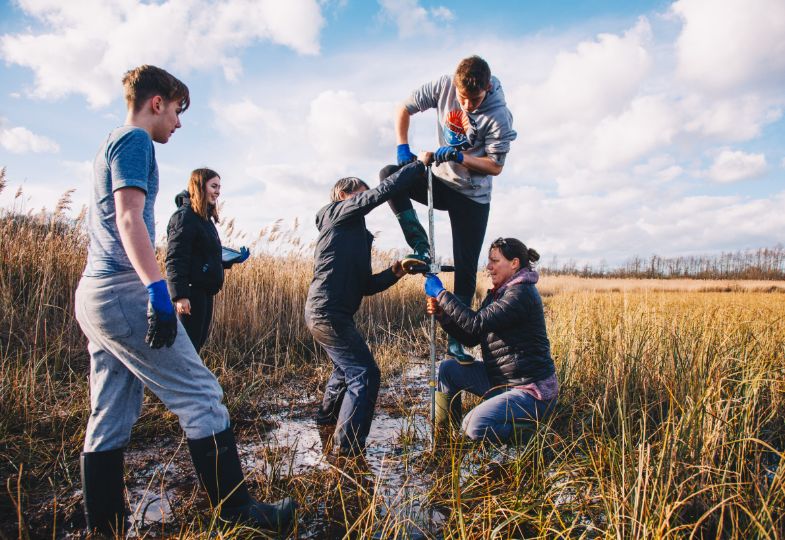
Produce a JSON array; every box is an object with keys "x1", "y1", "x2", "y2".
[
  {"x1": 122, "y1": 65, "x2": 190, "y2": 114},
  {"x1": 188, "y1": 168, "x2": 220, "y2": 222},
  {"x1": 454, "y1": 56, "x2": 491, "y2": 94}
]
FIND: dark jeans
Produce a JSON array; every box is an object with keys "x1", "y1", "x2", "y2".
[
  {"x1": 379, "y1": 164, "x2": 490, "y2": 298},
  {"x1": 438, "y1": 358, "x2": 555, "y2": 444},
  {"x1": 306, "y1": 314, "x2": 381, "y2": 454},
  {"x1": 179, "y1": 288, "x2": 214, "y2": 353}
]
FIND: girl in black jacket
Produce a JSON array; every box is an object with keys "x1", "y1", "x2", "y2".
[
  {"x1": 424, "y1": 237, "x2": 558, "y2": 443},
  {"x1": 166, "y1": 168, "x2": 248, "y2": 352}
]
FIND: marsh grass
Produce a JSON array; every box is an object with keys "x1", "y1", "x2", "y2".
[{"x1": 0, "y1": 183, "x2": 783, "y2": 538}]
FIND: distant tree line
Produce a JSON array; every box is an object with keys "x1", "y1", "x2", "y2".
[{"x1": 541, "y1": 246, "x2": 785, "y2": 280}]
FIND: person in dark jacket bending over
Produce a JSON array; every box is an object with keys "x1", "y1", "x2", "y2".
[
  {"x1": 305, "y1": 157, "x2": 427, "y2": 457},
  {"x1": 424, "y1": 237, "x2": 558, "y2": 443},
  {"x1": 166, "y1": 168, "x2": 249, "y2": 352}
]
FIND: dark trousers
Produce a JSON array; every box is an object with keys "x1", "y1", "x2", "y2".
[
  {"x1": 305, "y1": 314, "x2": 381, "y2": 454},
  {"x1": 179, "y1": 288, "x2": 214, "y2": 353},
  {"x1": 379, "y1": 164, "x2": 490, "y2": 298}
]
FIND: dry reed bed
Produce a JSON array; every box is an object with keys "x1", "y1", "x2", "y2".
[{"x1": 0, "y1": 194, "x2": 783, "y2": 537}]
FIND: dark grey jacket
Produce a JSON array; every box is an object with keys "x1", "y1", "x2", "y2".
[
  {"x1": 437, "y1": 282, "x2": 554, "y2": 387},
  {"x1": 305, "y1": 161, "x2": 426, "y2": 319},
  {"x1": 166, "y1": 191, "x2": 226, "y2": 300}
]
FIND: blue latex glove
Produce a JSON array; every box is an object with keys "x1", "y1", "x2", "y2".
[
  {"x1": 237, "y1": 246, "x2": 250, "y2": 263},
  {"x1": 145, "y1": 280, "x2": 177, "y2": 348},
  {"x1": 434, "y1": 146, "x2": 463, "y2": 165},
  {"x1": 424, "y1": 273, "x2": 445, "y2": 298},
  {"x1": 397, "y1": 143, "x2": 417, "y2": 165}
]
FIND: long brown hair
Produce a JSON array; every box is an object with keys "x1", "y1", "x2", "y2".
[{"x1": 188, "y1": 168, "x2": 220, "y2": 222}]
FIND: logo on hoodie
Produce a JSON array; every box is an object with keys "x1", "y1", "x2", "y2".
[{"x1": 442, "y1": 109, "x2": 476, "y2": 150}]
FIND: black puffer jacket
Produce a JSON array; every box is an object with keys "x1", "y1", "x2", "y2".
[
  {"x1": 166, "y1": 191, "x2": 225, "y2": 300},
  {"x1": 305, "y1": 161, "x2": 426, "y2": 319},
  {"x1": 437, "y1": 279, "x2": 554, "y2": 387}
]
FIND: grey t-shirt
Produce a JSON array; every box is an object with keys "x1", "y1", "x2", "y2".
[{"x1": 83, "y1": 126, "x2": 158, "y2": 277}]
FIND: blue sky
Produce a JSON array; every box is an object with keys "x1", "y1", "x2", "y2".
[{"x1": 1, "y1": 0, "x2": 783, "y2": 266}]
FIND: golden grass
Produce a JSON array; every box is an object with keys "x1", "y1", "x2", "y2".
[{"x1": 0, "y1": 186, "x2": 783, "y2": 538}]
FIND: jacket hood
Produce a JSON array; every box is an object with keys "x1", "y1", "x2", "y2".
[
  {"x1": 174, "y1": 190, "x2": 190, "y2": 208},
  {"x1": 474, "y1": 76, "x2": 508, "y2": 115}
]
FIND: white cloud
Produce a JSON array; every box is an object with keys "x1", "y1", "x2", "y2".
[
  {"x1": 0, "y1": 123, "x2": 60, "y2": 154},
  {"x1": 216, "y1": 98, "x2": 285, "y2": 136},
  {"x1": 681, "y1": 94, "x2": 782, "y2": 141},
  {"x1": 511, "y1": 17, "x2": 653, "y2": 143},
  {"x1": 590, "y1": 95, "x2": 679, "y2": 170},
  {"x1": 0, "y1": 0, "x2": 325, "y2": 107},
  {"x1": 306, "y1": 90, "x2": 394, "y2": 162},
  {"x1": 672, "y1": 0, "x2": 785, "y2": 92},
  {"x1": 378, "y1": 0, "x2": 454, "y2": 37},
  {"x1": 707, "y1": 149, "x2": 767, "y2": 183}
]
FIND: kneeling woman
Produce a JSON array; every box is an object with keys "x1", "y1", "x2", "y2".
[{"x1": 425, "y1": 237, "x2": 558, "y2": 443}]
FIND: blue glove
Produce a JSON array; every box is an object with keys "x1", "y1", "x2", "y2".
[
  {"x1": 237, "y1": 246, "x2": 250, "y2": 263},
  {"x1": 397, "y1": 143, "x2": 417, "y2": 165},
  {"x1": 434, "y1": 146, "x2": 463, "y2": 165},
  {"x1": 145, "y1": 280, "x2": 177, "y2": 349},
  {"x1": 424, "y1": 273, "x2": 445, "y2": 298}
]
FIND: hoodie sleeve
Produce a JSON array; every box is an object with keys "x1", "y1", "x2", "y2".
[
  {"x1": 480, "y1": 78, "x2": 517, "y2": 158},
  {"x1": 165, "y1": 209, "x2": 196, "y2": 300},
  {"x1": 403, "y1": 75, "x2": 449, "y2": 114}
]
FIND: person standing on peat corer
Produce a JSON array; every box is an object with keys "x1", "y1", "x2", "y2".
[
  {"x1": 305, "y1": 158, "x2": 428, "y2": 458},
  {"x1": 73, "y1": 65, "x2": 293, "y2": 536},
  {"x1": 166, "y1": 168, "x2": 250, "y2": 353},
  {"x1": 424, "y1": 237, "x2": 558, "y2": 444},
  {"x1": 379, "y1": 55, "x2": 517, "y2": 363}
]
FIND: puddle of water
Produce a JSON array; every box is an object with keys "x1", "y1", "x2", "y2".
[{"x1": 245, "y1": 362, "x2": 447, "y2": 538}]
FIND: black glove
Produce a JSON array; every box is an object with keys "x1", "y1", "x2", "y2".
[{"x1": 145, "y1": 306, "x2": 178, "y2": 349}]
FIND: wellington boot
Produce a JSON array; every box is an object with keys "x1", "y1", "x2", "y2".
[
  {"x1": 81, "y1": 448, "x2": 127, "y2": 537},
  {"x1": 434, "y1": 391, "x2": 463, "y2": 445},
  {"x1": 447, "y1": 335, "x2": 475, "y2": 365},
  {"x1": 188, "y1": 427, "x2": 296, "y2": 534},
  {"x1": 396, "y1": 209, "x2": 431, "y2": 271}
]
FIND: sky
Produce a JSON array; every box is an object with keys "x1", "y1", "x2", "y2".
[{"x1": 0, "y1": 0, "x2": 784, "y2": 267}]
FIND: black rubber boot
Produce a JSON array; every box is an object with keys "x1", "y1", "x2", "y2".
[
  {"x1": 188, "y1": 427, "x2": 296, "y2": 533},
  {"x1": 80, "y1": 448, "x2": 127, "y2": 537}
]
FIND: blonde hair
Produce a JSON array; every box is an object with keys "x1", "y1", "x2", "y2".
[{"x1": 188, "y1": 168, "x2": 220, "y2": 222}]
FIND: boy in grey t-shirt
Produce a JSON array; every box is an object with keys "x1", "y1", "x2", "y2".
[
  {"x1": 75, "y1": 65, "x2": 293, "y2": 535},
  {"x1": 380, "y1": 55, "x2": 517, "y2": 362}
]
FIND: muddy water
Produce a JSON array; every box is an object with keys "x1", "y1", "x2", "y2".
[
  {"x1": 122, "y1": 362, "x2": 448, "y2": 538},
  {"x1": 249, "y1": 362, "x2": 448, "y2": 539}
]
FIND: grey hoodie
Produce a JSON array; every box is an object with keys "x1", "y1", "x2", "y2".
[{"x1": 404, "y1": 74, "x2": 517, "y2": 204}]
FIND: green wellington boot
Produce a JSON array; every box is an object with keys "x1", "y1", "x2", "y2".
[
  {"x1": 396, "y1": 209, "x2": 431, "y2": 272},
  {"x1": 447, "y1": 293, "x2": 475, "y2": 364},
  {"x1": 434, "y1": 391, "x2": 463, "y2": 442}
]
